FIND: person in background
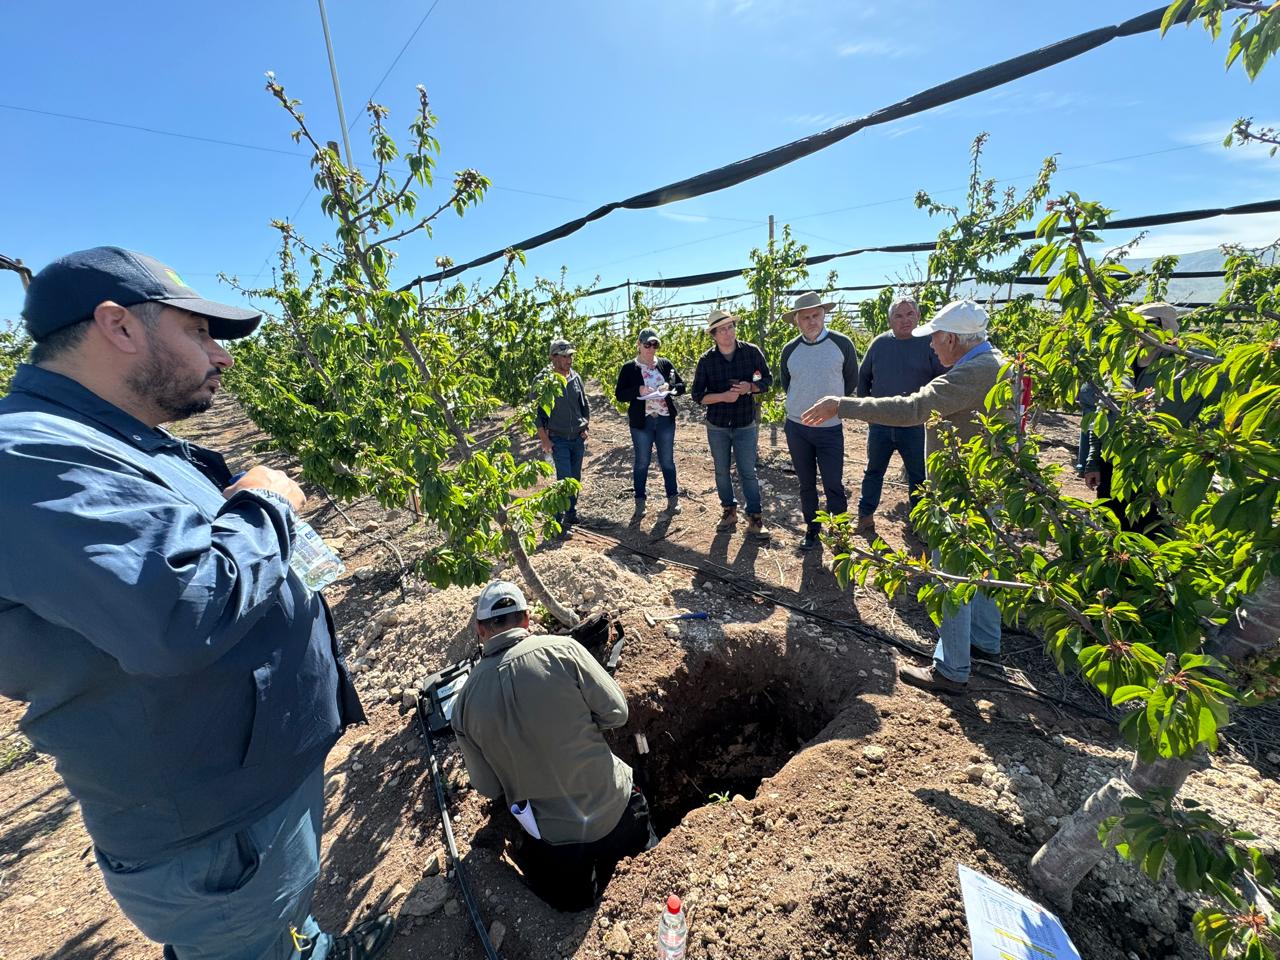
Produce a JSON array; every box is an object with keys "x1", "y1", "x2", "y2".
[
  {"x1": 1081, "y1": 302, "x2": 1217, "y2": 533},
  {"x1": 778, "y1": 292, "x2": 859, "y2": 552},
  {"x1": 854, "y1": 296, "x2": 949, "y2": 536},
  {"x1": 451, "y1": 581, "x2": 657, "y2": 911},
  {"x1": 0, "y1": 246, "x2": 388, "y2": 960},
  {"x1": 535, "y1": 338, "x2": 591, "y2": 531},
  {"x1": 690, "y1": 308, "x2": 773, "y2": 540},
  {"x1": 614, "y1": 327, "x2": 685, "y2": 516},
  {"x1": 802, "y1": 300, "x2": 1008, "y2": 694}
]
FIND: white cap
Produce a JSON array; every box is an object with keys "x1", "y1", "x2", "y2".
[
  {"x1": 475, "y1": 581, "x2": 528, "y2": 621},
  {"x1": 912, "y1": 299, "x2": 988, "y2": 337}
]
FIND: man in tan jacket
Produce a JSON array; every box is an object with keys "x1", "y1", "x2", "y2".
[
  {"x1": 451, "y1": 581, "x2": 657, "y2": 910},
  {"x1": 802, "y1": 300, "x2": 1007, "y2": 694}
]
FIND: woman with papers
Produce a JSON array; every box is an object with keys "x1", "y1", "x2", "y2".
[{"x1": 613, "y1": 328, "x2": 686, "y2": 516}]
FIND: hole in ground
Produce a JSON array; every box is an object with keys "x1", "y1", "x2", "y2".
[{"x1": 622, "y1": 650, "x2": 842, "y2": 836}]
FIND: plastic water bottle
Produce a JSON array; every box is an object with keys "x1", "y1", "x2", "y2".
[
  {"x1": 289, "y1": 520, "x2": 346, "y2": 592},
  {"x1": 657, "y1": 894, "x2": 687, "y2": 960},
  {"x1": 230, "y1": 472, "x2": 345, "y2": 592}
]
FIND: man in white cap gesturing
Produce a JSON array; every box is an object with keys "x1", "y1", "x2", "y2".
[
  {"x1": 802, "y1": 300, "x2": 1008, "y2": 693},
  {"x1": 451, "y1": 581, "x2": 657, "y2": 911},
  {"x1": 778, "y1": 291, "x2": 860, "y2": 552}
]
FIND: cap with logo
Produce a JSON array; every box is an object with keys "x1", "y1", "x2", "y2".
[
  {"x1": 912, "y1": 299, "x2": 989, "y2": 338},
  {"x1": 22, "y1": 246, "x2": 262, "y2": 341},
  {"x1": 475, "y1": 581, "x2": 528, "y2": 621},
  {"x1": 549, "y1": 338, "x2": 577, "y2": 356}
]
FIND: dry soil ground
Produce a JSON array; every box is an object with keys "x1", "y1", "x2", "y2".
[{"x1": 1, "y1": 381, "x2": 1277, "y2": 960}]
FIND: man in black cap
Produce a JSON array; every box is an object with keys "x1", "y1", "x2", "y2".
[
  {"x1": 534, "y1": 337, "x2": 591, "y2": 531},
  {"x1": 0, "y1": 247, "x2": 390, "y2": 959}
]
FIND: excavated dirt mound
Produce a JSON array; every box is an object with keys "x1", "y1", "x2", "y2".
[{"x1": 2, "y1": 388, "x2": 1278, "y2": 960}]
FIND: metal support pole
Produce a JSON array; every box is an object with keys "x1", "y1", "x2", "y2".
[
  {"x1": 765, "y1": 214, "x2": 776, "y2": 345},
  {"x1": 316, "y1": 0, "x2": 356, "y2": 169}
]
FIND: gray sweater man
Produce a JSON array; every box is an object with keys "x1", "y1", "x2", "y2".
[{"x1": 778, "y1": 292, "x2": 859, "y2": 551}]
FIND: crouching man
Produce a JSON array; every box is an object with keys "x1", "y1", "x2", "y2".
[{"x1": 451, "y1": 582, "x2": 657, "y2": 911}]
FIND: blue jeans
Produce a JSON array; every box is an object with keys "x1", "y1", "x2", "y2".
[
  {"x1": 706, "y1": 423, "x2": 762, "y2": 516},
  {"x1": 784, "y1": 419, "x2": 848, "y2": 527},
  {"x1": 96, "y1": 766, "x2": 331, "y2": 960},
  {"x1": 630, "y1": 415, "x2": 678, "y2": 499},
  {"x1": 551, "y1": 435, "x2": 585, "y2": 522},
  {"x1": 934, "y1": 592, "x2": 1002, "y2": 683},
  {"x1": 858, "y1": 423, "x2": 926, "y2": 518}
]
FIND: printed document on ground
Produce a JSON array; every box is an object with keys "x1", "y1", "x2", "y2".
[{"x1": 958, "y1": 864, "x2": 1082, "y2": 960}]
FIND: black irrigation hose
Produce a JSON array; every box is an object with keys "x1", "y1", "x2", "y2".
[
  {"x1": 413, "y1": 702, "x2": 502, "y2": 960},
  {"x1": 570, "y1": 525, "x2": 1114, "y2": 724},
  {"x1": 404, "y1": 6, "x2": 1180, "y2": 288}
]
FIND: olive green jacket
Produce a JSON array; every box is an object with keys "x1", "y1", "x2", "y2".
[{"x1": 451, "y1": 628, "x2": 633, "y2": 845}]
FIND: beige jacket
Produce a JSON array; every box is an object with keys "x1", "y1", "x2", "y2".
[
  {"x1": 451, "y1": 628, "x2": 633, "y2": 845},
  {"x1": 837, "y1": 346, "x2": 1008, "y2": 467}
]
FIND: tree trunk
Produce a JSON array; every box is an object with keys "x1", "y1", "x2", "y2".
[
  {"x1": 1207, "y1": 572, "x2": 1280, "y2": 663},
  {"x1": 503, "y1": 525, "x2": 578, "y2": 628},
  {"x1": 1029, "y1": 754, "x2": 1199, "y2": 912},
  {"x1": 1031, "y1": 573, "x2": 1280, "y2": 910}
]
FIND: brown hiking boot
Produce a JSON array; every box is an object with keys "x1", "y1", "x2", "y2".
[
  {"x1": 746, "y1": 514, "x2": 770, "y2": 540},
  {"x1": 855, "y1": 515, "x2": 877, "y2": 537},
  {"x1": 716, "y1": 507, "x2": 738, "y2": 531},
  {"x1": 897, "y1": 661, "x2": 967, "y2": 694}
]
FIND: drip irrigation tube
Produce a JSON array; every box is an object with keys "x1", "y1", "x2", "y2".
[
  {"x1": 569, "y1": 525, "x2": 1114, "y2": 724},
  {"x1": 413, "y1": 700, "x2": 502, "y2": 960}
]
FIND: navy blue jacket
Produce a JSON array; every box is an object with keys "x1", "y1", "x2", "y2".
[{"x1": 0, "y1": 365, "x2": 364, "y2": 859}]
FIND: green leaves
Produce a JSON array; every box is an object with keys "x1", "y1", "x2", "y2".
[{"x1": 1101, "y1": 787, "x2": 1280, "y2": 960}]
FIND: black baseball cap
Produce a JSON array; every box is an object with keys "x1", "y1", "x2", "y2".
[{"x1": 22, "y1": 246, "x2": 262, "y2": 341}]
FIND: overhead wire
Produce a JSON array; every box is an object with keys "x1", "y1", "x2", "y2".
[{"x1": 401, "y1": 4, "x2": 1183, "y2": 287}]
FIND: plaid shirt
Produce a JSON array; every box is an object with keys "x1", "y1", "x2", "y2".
[{"x1": 691, "y1": 340, "x2": 773, "y2": 428}]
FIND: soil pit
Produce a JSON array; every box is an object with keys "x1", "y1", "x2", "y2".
[{"x1": 617, "y1": 641, "x2": 845, "y2": 836}]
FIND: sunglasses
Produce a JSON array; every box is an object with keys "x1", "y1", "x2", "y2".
[{"x1": 641, "y1": 341, "x2": 660, "y2": 348}]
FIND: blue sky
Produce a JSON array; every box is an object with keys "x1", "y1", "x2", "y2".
[{"x1": 2, "y1": 1, "x2": 1277, "y2": 325}]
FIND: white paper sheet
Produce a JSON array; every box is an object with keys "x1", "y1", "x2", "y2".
[
  {"x1": 511, "y1": 800, "x2": 542, "y2": 839},
  {"x1": 957, "y1": 864, "x2": 1081, "y2": 960}
]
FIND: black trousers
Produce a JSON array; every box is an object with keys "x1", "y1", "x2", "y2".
[
  {"x1": 514, "y1": 787, "x2": 658, "y2": 912},
  {"x1": 1097, "y1": 459, "x2": 1161, "y2": 534}
]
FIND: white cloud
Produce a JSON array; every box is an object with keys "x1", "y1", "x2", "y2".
[
  {"x1": 1095, "y1": 213, "x2": 1280, "y2": 258},
  {"x1": 657, "y1": 211, "x2": 710, "y2": 224},
  {"x1": 883, "y1": 123, "x2": 922, "y2": 139},
  {"x1": 837, "y1": 39, "x2": 918, "y2": 59}
]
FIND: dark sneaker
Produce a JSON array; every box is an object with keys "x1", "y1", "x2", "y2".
[
  {"x1": 327, "y1": 913, "x2": 395, "y2": 960},
  {"x1": 897, "y1": 661, "x2": 967, "y2": 694},
  {"x1": 855, "y1": 515, "x2": 877, "y2": 538},
  {"x1": 799, "y1": 526, "x2": 821, "y2": 552},
  {"x1": 632, "y1": 498, "x2": 647, "y2": 517},
  {"x1": 746, "y1": 514, "x2": 770, "y2": 540},
  {"x1": 666, "y1": 496, "x2": 681, "y2": 515},
  {"x1": 716, "y1": 507, "x2": 738, "y2": 531}
]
